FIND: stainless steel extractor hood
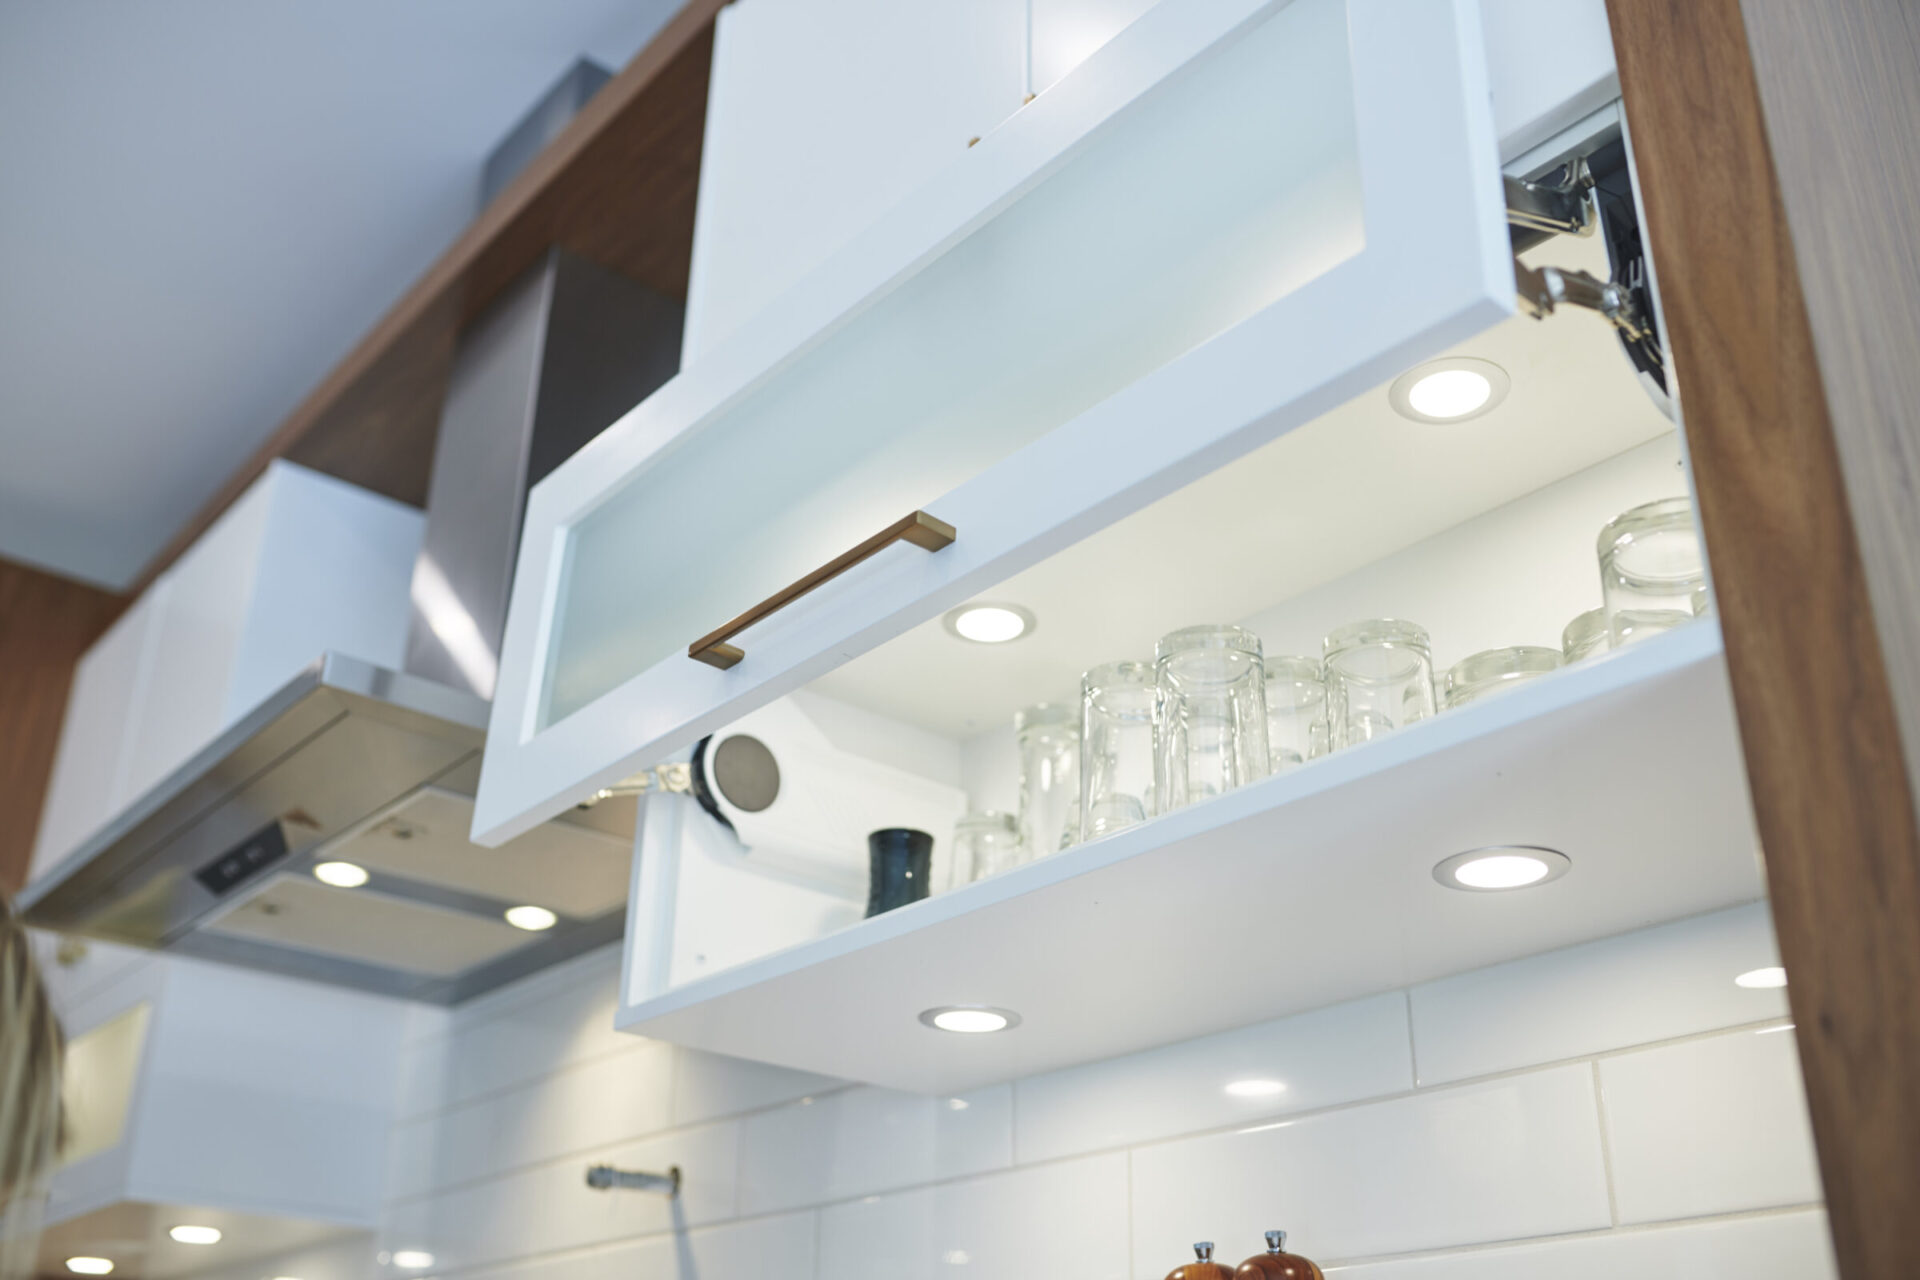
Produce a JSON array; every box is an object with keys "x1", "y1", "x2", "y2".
[{"x1": 18, "y1": 64, "x2": 683, "y2": 1003}]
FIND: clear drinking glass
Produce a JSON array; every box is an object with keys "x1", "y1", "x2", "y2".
[
  {"x1": 1016, "y1": 703, "x2": 1081, "y2": 857},
  {"x1": 1265, "y1": 655, "x2": 1329, "y2": 773},
  {"x1": 1323, "y1": 619, "x2": 1436, "y2": 749},
  {"x1": 1154, "y1": 625, "x2": 1270, "y2": 812},
  {"x1": 947, "y1": 811, "x2": 1021, "y2": 888},
  {"x1": 1079, "y1": 661, "x2": 1158, "y2": 841},
  {"x1": 1562, "y1": 607, "x2": 1610, "y2": 663},
  {"x1": 1443, "y1": 645, "x2": 1562, "y2": 708},
  {"x1": 1598, "y1": 497, "x2": 1706, "y2": 647}
]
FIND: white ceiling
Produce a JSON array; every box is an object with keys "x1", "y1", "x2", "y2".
[{"x1": 0, "y1": 1, "x2": 682, "y2": 589}]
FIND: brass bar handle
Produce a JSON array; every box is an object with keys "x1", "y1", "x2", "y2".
[{"x1": 688, "y1": 510, "x2": 956, "y2": 670}]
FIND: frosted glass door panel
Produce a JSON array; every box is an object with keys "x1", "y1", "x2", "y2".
[{"x1": 539, "y1": 0, "x2": 1363, "y2": 727}]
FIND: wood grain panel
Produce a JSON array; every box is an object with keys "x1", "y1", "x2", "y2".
[
  {"x1": 0, "y1": 560, "x2": 122, "y2": 894},
  {"x1": 128, "y1": 4, "x2": 721, "y2": 594},
  {"x1": 1739, "y1": 0, "x2": 1920, "y2": 900},
  {"x1": 1605, "y1": 2, "x2": 1920, "y2": 1277}
]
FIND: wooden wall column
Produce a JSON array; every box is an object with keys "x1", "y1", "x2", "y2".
[
  {"x1": 0, "y1": 561, "x2": 121, "y2": 894},
  {"x1": 1605, "y1": 2, "x2": 1920, "y2": 1277}
]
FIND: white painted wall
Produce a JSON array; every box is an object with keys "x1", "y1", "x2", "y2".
[{"x1": 333, "y1": 903, "x2": 1831, "y2": 1279}]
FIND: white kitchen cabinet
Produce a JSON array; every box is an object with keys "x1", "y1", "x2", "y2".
[
  {"x1": 30, "y1": 460, "x2": 422, "y2": 883},
  {"x1": 41, "y1": 951, "x2": 412, "y2": 1241},
  {"x1": 683, "y1": 0, "x2": 1029, "y2": 363},
  {"x1": 1031, "y1": 0, "x2": 1620, "y2": 155},
  {"x1": 468, "y1": 0, "x2": 1741, "y2": 1090},
  {"x1": 476, "y1": 0, "x2": 1513, "y2": 843},
  {"x1": 32, "y1": 589, "x2": 166, "y2": 885}
]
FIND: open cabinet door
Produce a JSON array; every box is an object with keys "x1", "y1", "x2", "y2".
[{"x1": 475, "y1": 0, "x2": 1514, "y2": 845}]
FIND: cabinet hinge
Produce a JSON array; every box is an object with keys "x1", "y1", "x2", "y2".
[
  {"x1": 579, "y1": 762, "x2": 693, "y2": 807},
  {"x1": 1505, "y1": 157, "x2": 1596, "y2": 249}
]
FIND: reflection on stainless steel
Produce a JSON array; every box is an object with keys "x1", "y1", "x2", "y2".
[{"x1": 16, "y1": 654, "x2": 628, "y2": 1004}]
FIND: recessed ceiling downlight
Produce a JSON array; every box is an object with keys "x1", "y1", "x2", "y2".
[
  {"x1": 1389, "y1": 357, "x2": 1511, "y2": 423},
  {"x1": 67, "y1": 1259, "x2": 113, "y2": 1275},
  {"x1": 504, "y1": 905, "x2": 558, "y2": 932},
  {"x1": 942, "y1": 603, "x2": 1035, "y2": 644},
  {"x1": 168, "y1": 1226, "x2": 222, "y2": 1246},
  {"x1": 313, "y1": 860, "x2": 369, "y2": 888},
  {"x1": 1433, "y1": 846, "x2": 1571, "y2": 892},
  {"x1": 392, "y1": 1253, "x2": 435, "y2": 1270},
  {"x1": 919, "y1": 1005, "x2": 1022, "y2": 1034},
  {"x1": 1735, "y1": 966, "x2": 1787, "y2": 989}
]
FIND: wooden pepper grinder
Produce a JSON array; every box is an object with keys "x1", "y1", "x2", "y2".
[
  {"x1": 1234, "y1": 1230, "x2": 1325, "y2": 1279},
  {"x1": 1166, "y1": 1242, "x2": 1236, "y2": 1280}
]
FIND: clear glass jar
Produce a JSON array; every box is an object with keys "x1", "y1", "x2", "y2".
[
  {"x1": 1016, "y1": 702, "x2": 1080, "y2": 857},
  {"x1": 1562, "y1": 607, "x2": 1610, "y2": 663},
  {"x1": 1443, "y1": 645, "x2": 1561, "y2": 708},
  {"x1": 1265, "y1": 655, "x2": 1328, "y2": 773},
  {"x1": 1154, "y1": 625, "x2": 1270, "y2": 812},
  {"x1": 1323, "y1": 619, "x2": 1436, "y2": 749},
  {"x1": 1079, "y1": 661, "x2": 1158, "y2": 841},
  {"x1": 1598, "y1": 496, "x2": 1706, "y2": 647},
  {"x1": 947, "y1": 811, "x2": 1020, "y2": 888}
]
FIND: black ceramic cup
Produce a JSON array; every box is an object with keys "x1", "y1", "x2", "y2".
[{"x1": 866, "y1": 828, "x2": 933, "y2": 917}]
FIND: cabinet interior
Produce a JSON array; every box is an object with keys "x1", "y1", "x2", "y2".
[{"x1": 630, "y1": 216, "x2": 1734, "y2": 1016}]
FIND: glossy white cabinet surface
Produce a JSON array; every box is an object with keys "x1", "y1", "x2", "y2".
[
  {"x1": 683, "y1": 0, "x2": 1028, "y2": 364},
  {"x1": 44, "y1": 951, "x2": 412, "y2": 1231},
  {"x1": 31, "y1": 460, "x2": 421, "y2": 880},
  {"x1": 30, "y1": 589, "x2": 164, "y2": 884},
  {"x1": 477, "y1": 0, "x2": 1511, "y2": 843}
]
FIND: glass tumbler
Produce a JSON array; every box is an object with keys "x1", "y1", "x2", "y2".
[
  {"x1": 1016, "y1": 703, "x2": 1080, "y2": 857},
  {"x1": 1265, "y1": 655, "x2": 1329, "y2": 773},
  {"x1": 1598, "y1": 496, "x2": 1707, "y2": 646},
  {"x1": 1154, "y1": 625, "x2": 1270, "y2": 812},
  {"x1": 947, "y1": 811, "x2": 1021, "y2": 888},
  {"x1": 1079, "y1": 661, "x2": 1158, "y2": 841},
  {"x1": 1443, "y1": 645, "x2": 1561, "y2": 708},
  {"x1": 1323, "y1": 619, "x2": 1436, "y2": 748},
  {"x1": 1562, "y1": 607, "x2": 1610, "y2": 663}
]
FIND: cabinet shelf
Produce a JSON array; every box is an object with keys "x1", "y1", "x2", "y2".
[{"x1": 616, "y1": 620, "x2": 1760, "y2": 1093}]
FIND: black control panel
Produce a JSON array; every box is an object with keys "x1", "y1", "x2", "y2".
[{"x1": 193, "y1": 820, "x2": 291, "y2": 896}]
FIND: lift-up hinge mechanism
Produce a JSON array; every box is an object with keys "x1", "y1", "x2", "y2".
[
  {"x1": 1505, "y1": 159, "x2": 1595, "y2": 245},
  {"x1": 1505, "y1": 149, "x2": 1665, "y2": 377}
]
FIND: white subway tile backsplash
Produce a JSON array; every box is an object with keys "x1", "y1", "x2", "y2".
[
  {"x1": 381, "y1": 1121, "x2": 739, "y2": 1273},
  {"x1": 1130, "y1": 1064, "x2": 1611, "y2": 1267},
  {"x1": 739, "y1": 1083, "x2": 1012, "y2": 1215},
  {"x1": 671, "y1": 1046, "x2": 843, "y2": 1126},
  {"x1": 395, "y1": 1033, "x2": 453, "y2": 1119},
  {"x1": 1409, "y1": 904, "x2": 1785, "y2": 1085},
  {"x1": 816, "y1": 1152, "x2": 1130, "y2": 1280},
  {"x1": 373, "y1": 891, "x2": 1817, "y2": 1280},
  {"x1": 449, "y1": 1212, "x2": 816, "y2": 1280},
  {"x1": 1016, "y1": 993, "x2": 1412, "y2": 1164},
  {"x1": 429, "y1": 957, "x2": 631, "y2": 1111},
  {"x1": 1328, "y1": 1208, "x2": 1836, "y2": 1279},
  {"x1": 1600, "y1": 1026, "x2": 1822, "y2": 1223},
  {"x1": 387, "y1": 1041, "x2": 674, "y2": 1201}
]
